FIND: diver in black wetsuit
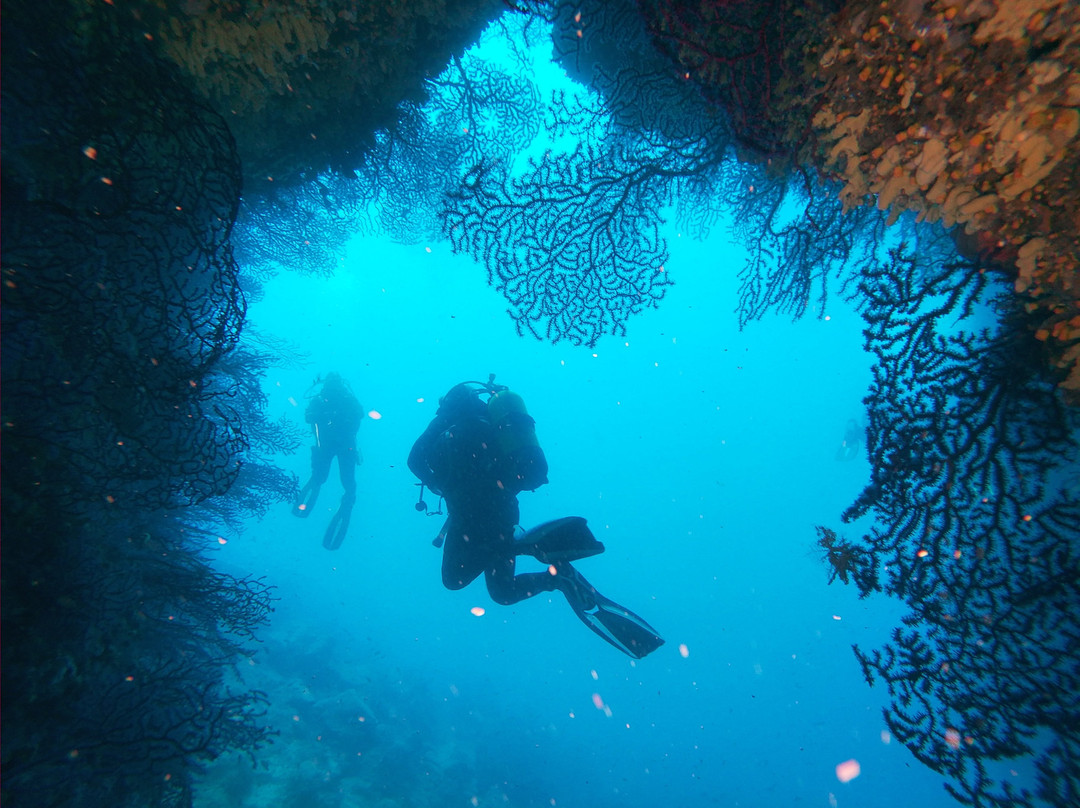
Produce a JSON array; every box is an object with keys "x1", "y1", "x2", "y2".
[
  {"x1": 292, "y1": 372, "x2": 363, "y2": 550},
  {"x1": 408, "y1": 377, "x2": 664, "y2": 658},
  {"x1": 407, "y1": 379, "x2": 557, "y2": 604}
]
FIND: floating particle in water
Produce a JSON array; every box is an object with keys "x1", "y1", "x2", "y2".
[
  {"x1": 945, "y1": 728, "x2": 961, "y2": 749},
  {"x1": 835, "y1": 758, "x2": 860, "y2": 783}
]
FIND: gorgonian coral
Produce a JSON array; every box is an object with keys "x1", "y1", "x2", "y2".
[
  {"x1": 819, "y1": 248, "x2": 1080, "y2": 807},
  {"x1": 440, "y1": 0, "x2": 735, "y2": 344},
  {"x1": 231, "y1": 15, "x2": 545, "y2": 278},
  {"x1": 445, "y1": 147, "x2": 676, "y2": 345},
  {"x1": 2, "y1": 9, "x2": 280, "y2": 805}
]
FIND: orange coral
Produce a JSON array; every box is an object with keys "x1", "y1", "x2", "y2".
[{"x1": 811, "y1": 0, "x2": 1080, "y2": 400}]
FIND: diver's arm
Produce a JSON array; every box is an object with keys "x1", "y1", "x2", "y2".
[{"x1": 304, "y1": 397, "x2": 322, "y2": 426}]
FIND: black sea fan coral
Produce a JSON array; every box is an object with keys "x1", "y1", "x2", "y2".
[
  {"x1": 445, "y1": 151, "x2": 674, "y2": 346},
  {"x1": 817, "y1": 248, "x2": 1080, "y2": 808},
  {"x1": 2, "y1": 8, "x2": 277, "y2": 805}
]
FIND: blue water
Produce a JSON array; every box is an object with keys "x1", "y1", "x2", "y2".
[{"x1": 195, "y1": 220, "x2": 960, "y2": 806}]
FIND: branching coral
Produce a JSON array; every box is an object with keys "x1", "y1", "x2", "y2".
[
  {"x1": 445, "y1": 146, "x2": 678, "y2": 344},
  {"x1": 812, "y1": 0, "x2": 1080, "y2": 398},
  {"x1": 438, "y1": 0, "x2": 738, "y2": 344},
  {"x1": 2, "y1": 11, "x2": 281, "y2": 805},
  {"x1": 364, "y1": 43, "x2": 544, "y2": 245},
  {"x1": 3, "y1": 24, "x2": 246, "y2": 510},
  {"x1": 1, "y1": 505, "x2": 276, "y2": 808},
  {"x1": 730, "y1": 165, "x2": 898, "y2": 326},
  {"x1": 234, "y1": 172, "x2": 376, "y2": 280},
  {"x1": 231, "y1": 16, "x2": 544, "y2": 277},
  {"x1": 818, "y1": 248, "x2": 1080, "y2": 807}
]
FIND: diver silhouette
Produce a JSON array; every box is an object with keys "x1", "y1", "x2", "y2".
[
  {"x1": 292, "y1": 372, "x2": 363, "y2": 550},
  {"x1": 408, "y1": 376, "x2": 664, "y2": 659},
  {"x1": 835, "y1": 418, "x2": 863, "y2": 462}
]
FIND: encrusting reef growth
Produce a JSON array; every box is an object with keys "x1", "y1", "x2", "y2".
[
  {"x1": 63, "y1": 0, "x2": 504, "y2": 193},
  {"x1": 810, "y1": 0, "x2": 1080, "y2": 399}
]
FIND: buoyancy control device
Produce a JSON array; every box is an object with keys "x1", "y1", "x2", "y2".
[{"x1": 488, "y1": 388, "x2": 548, "y2": 492}]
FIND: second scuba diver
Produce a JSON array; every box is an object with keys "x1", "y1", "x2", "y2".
[
  {"x1": 292, "y1": 372, "x2": 363, "y2": 550},
  {"x1": 408, "y1": 376, "x2": 664, "y2": 659}
]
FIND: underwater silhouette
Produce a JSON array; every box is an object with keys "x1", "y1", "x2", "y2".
[
  {"x1": 409, "y1": 376, "x2": 664, "y2": 659},
  {"x1": 819, "y1": 250, "x2": 1080, "y2": 807},
  {"x1": 835, "y1": 418, "x2": 862, "y2": 461},
  {"x1": 292, "y1": 372, "x2": 364, "y2": 550}
]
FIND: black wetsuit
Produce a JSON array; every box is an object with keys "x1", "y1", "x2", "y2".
[
  {"x1": 408, "y1": 407, "x2": 557, "y2": 605},
  {"x1": 305, "y1": 387, "x2": 362, "y2": 498}
]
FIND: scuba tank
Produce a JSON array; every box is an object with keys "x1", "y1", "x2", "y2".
[
  {"x1": 425, "y1": 383, "x2": 490, "y2": 495},
  {"x1": 488, "y1": 389, "x2": 548, "y2": 491}
]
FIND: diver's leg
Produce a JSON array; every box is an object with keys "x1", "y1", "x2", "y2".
[
  {"x1": 479, "y1": 495, "x2": 558, "y2": 604},
  {"x1": 321, "y1": 449, "x2": 358, "y2": 549},
  {"x1": 323, "y1": 489, "x2": 356, "y2": 550},
  {"x1": 292, "y1": 479, "x2": 313, "y2": 517},
  {"x1": 484, "y1": 553, "x2": 559, "y2": 605},
  {"x1": 298, "y1": 446, "x2": 332, "y2": 515},
  {"x1": 440, "y1": 517, "x2": 488, "y2": 590},
  {"x1": 338, "y1": 446, "x2": 357, "y2": 497}
]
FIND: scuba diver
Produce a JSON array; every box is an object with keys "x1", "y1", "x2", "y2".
[
  {"x1": 835, "y1": 418, "x2": 863, "y2": 462},
  {"x1": 292, "y1": 372, "x2": 363, "y2": 550},
  {"x1": 408, "y1": 376, "x2": 664, "y2": 659}
]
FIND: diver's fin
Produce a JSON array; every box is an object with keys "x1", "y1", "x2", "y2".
[
  {"x1": 322, "y1": 511, "x2": 349, "y2": 550},
  {"x1": 293, "y1": 481, "x2": 321, "y2": 518},
  {"x1": 322, "y1": 496, "x2": 355, "y2": 551},
  {"x1": 291, "y1": 490, "x2": 310, "y2": 518},
  {"x1": 555, "y1": 565, "x2": 664, "y2": 659},
  {"x1": 518, "y1": 517, "x2": 605, "y2": 564}
]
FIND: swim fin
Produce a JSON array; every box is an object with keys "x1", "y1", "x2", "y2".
[
  {"x1": 291, "y1": 491, "x2": 311, "y2": 518},
  {"x1": 322, "y1": 493, "x2": 355, "y2": 551},
  {"x1": 292, "y1": 480, "x2": 321, "y2": 518},
  {"x1": 555, "y1": 564, "x2": 665, "y2": 659},
  {"x1": 517, "y1": 517, "x2": 606, "y2": 564}
]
